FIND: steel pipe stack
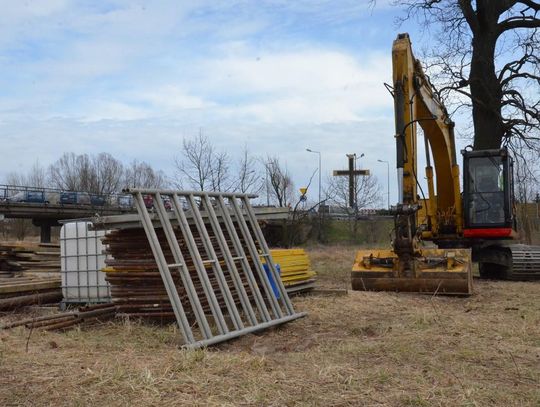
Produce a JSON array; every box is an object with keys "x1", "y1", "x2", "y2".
[
  {"x1": 103, "y1": 225, "x2": 261, "y2": 321},
  {"x1": 1, "y1": 303, "x2": 116, "y2": 331}
]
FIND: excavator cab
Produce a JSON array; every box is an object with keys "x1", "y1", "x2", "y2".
[{"x1": 462, "y1": 148, "x2": 516, "y2": 239}]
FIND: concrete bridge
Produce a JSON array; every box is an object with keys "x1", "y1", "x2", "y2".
[
  {"x1": 0, "y1": 185, "x2": 290, "y2": 243},
  {"x1": 0, "y1": 184, "x2": 134, "y2": 242}
]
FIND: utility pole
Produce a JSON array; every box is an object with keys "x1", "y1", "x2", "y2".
[
  {"x1": 265, "y1": 166, "x2": 270, "y2": 206},
  {"x1": 378, "y1": 159, "x2": 390, "y2": 209},
  {"x1": 305, "y1": 149, "x2": 321, "y2": 210},
  {"x1": 306, "y1": 148, "x2": 322, "y2": 240}
]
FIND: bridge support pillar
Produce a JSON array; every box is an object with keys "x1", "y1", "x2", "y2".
[
  {"x1": 32, "y1": 220, "x2": 59, "y2": 244},
  {"x1": 40, "y1": 224, "x2": 51, "y2": 243}
]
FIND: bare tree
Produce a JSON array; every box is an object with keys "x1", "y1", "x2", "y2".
[
  {"x1": 124, "y1": 159, "x2": 167, "y2": 189},
  {"x1": 270, "y1": 169, "x2": 318, "y2": 247},
  {"x1": 4, "y1": 160, "x2": 48, "y2": 187},
  {"x1": 513, "y1": 145, "x2": 540, "y2": 243},
  {"x1": 264, "y1": 156, "x2": 294, "y2": 207},
  {"x1": 327, "y1": 173, "x2": 382, "y2": 212},
  {"x1": 27, "y1": 161, "x2": 48, "y2": 187},
  {"x1": 326, "y1": 173, "x2": 382, "y2": 237},
  {"x1": 91, "y1": 153, "x2": 124, "y2": 195},
  {"x1": 48, "y1": 152, "x2": 124, "y2": 194},
  {"x1": 48, "y1": 153, "x2": 94, "y2": 191},
  {"x1": 174, "y1": 132, "x2": 231, "y2": 191},
  {"x1": 234, "y1": 146, "x2": 262, "y2": 194},
  {"x1": 4, "y1": 171, "x2": 26, "y2": 187},
  {"x1": 3, "y1": 161, "x2": 50, "y2": 240},
  {"x1": 209, "y1": 151, "x2": 230, "y2": 192},
  {"x1": 391, "y1": 1, "x2": 540, "y2": 150}
]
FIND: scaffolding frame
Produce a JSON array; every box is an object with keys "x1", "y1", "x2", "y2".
[{"x1": 127, "y1": 188, "x2": 305, "y2": 348}]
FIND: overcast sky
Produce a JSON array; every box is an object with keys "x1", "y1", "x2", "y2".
[{"x1": 0, "y1": 0, "x2": 471, "y2": 205}]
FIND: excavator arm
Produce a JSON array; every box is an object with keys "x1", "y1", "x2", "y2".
[
  {"x1": 351, "y1": 34, "x2": 473, "y2": 295},
  {"x1": 393, "y1": 33, "x2": 462, "y2": 241}
]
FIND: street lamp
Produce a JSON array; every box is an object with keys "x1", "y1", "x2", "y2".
[
  {"x1": 307, "y1": 148, "x2": 322, "y2": 241},
  {"x1": 264, "y1": 168, "x2": 270, "y2": 206},
  {"x1": 306, "y1": 148, "x2": 321, "y2": 209},
  {"x1": 377, "y1": 159, "x2": 390, "y2": 209},
  {"x1": 352, "y1": 153, "x2": 364, "y2": 211}
]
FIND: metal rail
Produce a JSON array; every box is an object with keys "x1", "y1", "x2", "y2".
[
  {"x1": 0, "y1": 184, "x2": 134, "y2": 208},
  {"x1": 129, "y1": 189, "x2": 305, "y2": 348}
]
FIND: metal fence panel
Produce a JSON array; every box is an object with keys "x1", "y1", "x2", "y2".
[{"x1": 127, "y1": 188, "x2": 305, "y2": 348}]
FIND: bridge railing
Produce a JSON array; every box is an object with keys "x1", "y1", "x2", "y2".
[{"x1": 0, "y1": 184, "x2": 135, "y2": 210}]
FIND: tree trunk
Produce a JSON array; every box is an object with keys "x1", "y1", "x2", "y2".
[{"x1": 470, "y1": 31, "x2": 504, "y2": 150}]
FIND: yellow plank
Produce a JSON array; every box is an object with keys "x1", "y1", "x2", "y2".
[{"x1": 282, "y1": 272, "x2": 316, "y2": 282}]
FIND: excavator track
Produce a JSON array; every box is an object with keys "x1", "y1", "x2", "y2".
[
  {"x1": 508, "y1": 244, "x2": 540, "y2": 280},
  {"x1": 477, "y1": 244, "x2": 540, "y2": 280}
]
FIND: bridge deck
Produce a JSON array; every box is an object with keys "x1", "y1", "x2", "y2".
[
  {"x1": 0, "y1": 202, "x2": 133, "y2": 221},
  {"x1": 90, "y1": 206, "x2": 290, "y2": 230}
]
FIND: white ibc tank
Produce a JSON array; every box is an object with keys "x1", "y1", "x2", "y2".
[{"x1": 60, "y1": 221, "x2": 111, "y2": 303}]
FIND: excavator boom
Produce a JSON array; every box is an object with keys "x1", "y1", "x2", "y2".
[{"x1": 351, "y1": 34, "x2": 473, "y2": 295}]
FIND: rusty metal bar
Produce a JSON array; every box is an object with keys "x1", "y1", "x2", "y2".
[
  {"x1": 215, "y1": 195, "x2": 270, "y2": 322},
  {"x1": 133, "y1": 192, "x2": 195, "y2": 344},
  {"x1": 240, "y1": 195, "x2": 295, "y2": 315},
  {"x1": 201, "y1": 194, "x2": 257, "y2": 326},
  {"x1": 186, "y1": 194, "x2": 243, "y2": 331},
  {"x1": 229, "y1": 196, "x2": 283, "y2": 319},
  {"x1": 155, "y1": 192, "x2": 212, "y2": 339}
]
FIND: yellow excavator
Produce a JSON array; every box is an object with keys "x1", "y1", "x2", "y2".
[{"x1": 351, "y1": 33, "x2": 540, "y2": 295}]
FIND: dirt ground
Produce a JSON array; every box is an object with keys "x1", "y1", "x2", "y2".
[{"x1": 1, "y1": 245, "x2": 539, "y2": 406}]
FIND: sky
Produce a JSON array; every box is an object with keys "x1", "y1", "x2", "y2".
[{"x1": 0, "y1": 0, "x2": 468, "y2": 206}]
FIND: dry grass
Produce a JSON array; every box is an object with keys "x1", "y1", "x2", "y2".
[{"x1": 1, "y1": 245, "x2": 539, "y2": 406}]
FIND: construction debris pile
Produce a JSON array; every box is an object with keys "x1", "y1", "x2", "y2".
[
  {"x1": 1, "y1": 190, "x2": 308, "y2": 348},
  {"x1": 92, "y1": 189, "x2": 305, "y2": 348},
  {"x1": 102, "y1": 231, "x2": 317, "y2": 320},
  {"x1": 0, "y1": 243, "x2": 62, "y2": 311},
  {"x1": 267, "y1": 249, "x2": 316, "y2": 293},
  {"x1": 102, "y1": 226, "x2": 265, "y2": 320},
  {"x1": 103, "y1": 227, "x2": 203, "y2": 320},
  {"x1": 0, "y1": 243, "x2": 60, "y2": 277}
]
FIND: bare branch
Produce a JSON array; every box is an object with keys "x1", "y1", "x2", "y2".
[
  {"x1": 394, "y1": 0, "x2": 540, "y2": 150},
  {"x1": 174, "y1": 131, "x2": 231, "y2": 192},
  {"x1": 264, "y1": 156, "x2": 294, "y2": 207}
]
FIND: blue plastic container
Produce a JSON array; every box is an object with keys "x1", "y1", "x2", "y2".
[{"x1": 262, "y1": 263, "x2": 281, "y2": 299}]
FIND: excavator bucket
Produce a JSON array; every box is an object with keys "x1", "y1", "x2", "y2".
[{"x1": 351, "y1": 248, "x2": 473, "y2": 296}]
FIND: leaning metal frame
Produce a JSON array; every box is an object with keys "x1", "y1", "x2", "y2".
[{"x1": 127, "y1": 188, "x2": 305, "y2": 348}]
